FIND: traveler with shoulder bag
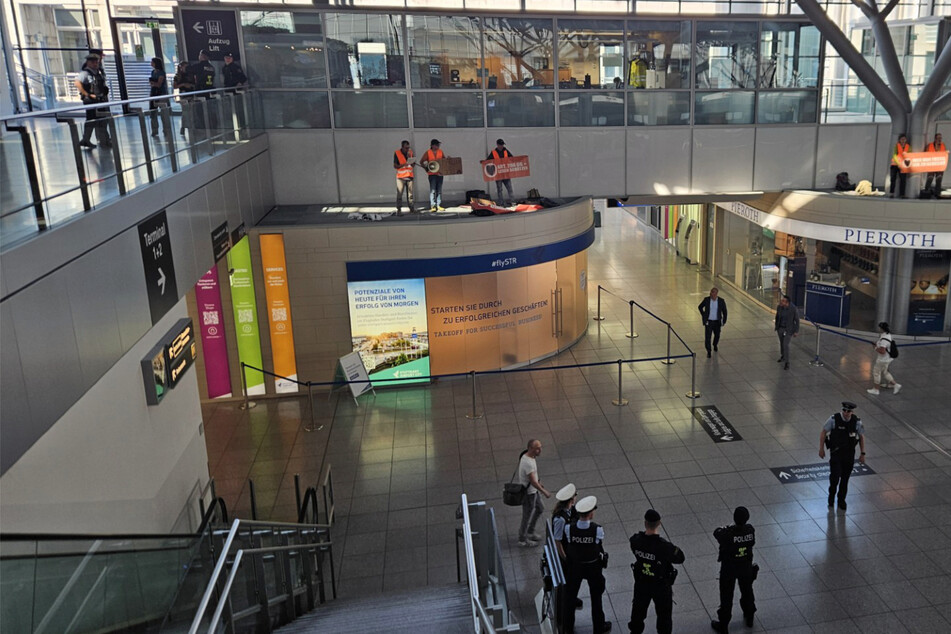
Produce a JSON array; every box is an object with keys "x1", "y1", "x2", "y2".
[{"x1": 502, "y1": 462, "x2": 526, "y2": 506}]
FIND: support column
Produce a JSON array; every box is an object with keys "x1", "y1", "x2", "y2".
[
  {"x1": 876, "y1": 247, "x2": 895, "y2": 328},
  {"x1": 890, "y1": 248, "x2": 914, "y2": 335}
]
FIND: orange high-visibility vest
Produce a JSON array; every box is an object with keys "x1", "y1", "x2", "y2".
[
  {"x1": 395, "y1": 149, "x2": 414, "y2": 179},
  {"x1": 891, "y1": 142, "x2": 910, "y2": 166},
  {"x1": 423, "y1": 148, "x2": 444, "y2": 174},
  {"x1": 491, "y1": 148, "x2": 511, "y2": 160},
  {"x1": 926, "y1": 142, "x2": 947, "y2": 153}
]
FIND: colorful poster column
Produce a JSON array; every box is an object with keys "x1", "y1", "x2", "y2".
[
  {"x1": 260, "y1": 234, "x2": 299, "y2": 393},
  {"x1": 227, "y1": 236, "x2": 266, "y2": 395},
  {"x1": 907, "y1": 249, "x2": 950, "y2": 334},
  {"x1": 195, "y1": 267, "x2": 232, "y2": 398},
  {"x1": 347, "y1": 279, "x2": 430, "y2": 386}
]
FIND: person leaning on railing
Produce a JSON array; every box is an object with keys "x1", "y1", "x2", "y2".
[{"x1": 173, "y1": 61, "x2": 195, "y2": 137}]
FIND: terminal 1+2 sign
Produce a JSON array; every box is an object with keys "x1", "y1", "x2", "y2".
[{"x1": 770, "y1": 462, "x2": 875, "y2": 484}]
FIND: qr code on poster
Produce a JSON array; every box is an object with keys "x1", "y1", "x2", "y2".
[
  {"x1": 202, "y1": 311, "x2": 219, "y2": 325},
  {"x1": 237, "y1": 308, "x2": 254, "y2": 323},
  {"x1": 271, "y1": 308, "x2": 287, "y2": 322}
]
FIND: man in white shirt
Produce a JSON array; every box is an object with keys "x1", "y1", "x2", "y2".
[
  {"x1": 868, "y1": 321, "x2": 900, "y2": 395},
  {"x1": 517, "y1": 438, "x2": 551, "y2": 546}
]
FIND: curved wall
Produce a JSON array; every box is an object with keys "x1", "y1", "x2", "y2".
[{"x1": 246, "y1": 199, "x2": 594, "y2": 385}]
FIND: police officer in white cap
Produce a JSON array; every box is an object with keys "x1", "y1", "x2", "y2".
[
  {"x1": 552, "y1": 483, "x2": 583, "y2": 610},
  {"x1": 563, "y1": 496, "x2": 612, "y2": 633}
]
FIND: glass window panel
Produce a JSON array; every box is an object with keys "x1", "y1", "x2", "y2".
[
  {"x1": 259, "y1": 91, "x2": 331, "y2": 128},
  {"x1": 696, "y1": 21, "x2": 758, "y2": 89},
  {"x1": 482, "y1": 17, "x2": 554, "y2": 89},
  {"x1": 241, "y1": 11, "x2": 327, "y2": 89},
  {"x1": 331, "y1": 91, "x2": 408, "y2": 127},
  {"x1": 576, "y1": 0, "x2": 631, "y2": 13},
  {"x1": 628, "y1": 90, "x2": 690, "y2": 125},
  {"x1": 325, "y1": 13, "x2": 405, "y2": 88},
  {"x1": 758, "y1": 90, "x2": 817, "y2": 124},
  {"x1": 557, "y1": 20, "x2": 624, "y2": 89},
  {"x1": 413, "y1": 92, "x2": 484, "y2": 127},
  {"x1": 634, "y1": 1, "x2": 681, "y2": 14},
  {"x1": 695, "y1": 91, "x2": 755, "y2": 124},
  {"x1": 526, "y1": 0, "x2": 574, "y2": 10},
  {"x1": 486, "y1": 92, "x2": 554, "y2": 126},
  {"x1": 759, "y1": 22, "x2": 820, "y2": 88},
  {"x1": 465, "y1": 0, "x2": 521, "y2": 10},
  {"x1": 628, "y1": 20, "x2": 691, "y2": 90},
  {"x1": 406, "y1": 15, "x2": 482, "y2": 89},
  {"x1": 559, "y1": 91, "x2": 625, "y2": 126}
]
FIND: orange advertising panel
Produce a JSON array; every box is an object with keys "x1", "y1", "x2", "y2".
[
  {"x1": 481, "y1": 155, "x2": 531, "y2": 182},
  {"x1": 899, "y1": 151, "x2": 949, "y2": 173},
  {"x1": 259, "y1": 234, "x2": 299, "y2": 393}
]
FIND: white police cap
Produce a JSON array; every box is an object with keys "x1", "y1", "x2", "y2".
[
  {"x1": 575, "y1": 496, "x2": 597, "y2": 514},
  {"x1": 556, "y1": 483, "x2": 577, "y2": 501}
]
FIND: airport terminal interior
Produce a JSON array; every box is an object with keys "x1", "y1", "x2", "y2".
[{"x1": 2, "y1": 0, "x2": 951, "y2": 632}]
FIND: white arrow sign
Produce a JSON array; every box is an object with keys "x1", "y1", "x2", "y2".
[
  {"x1": 779, "y1": 471, "x2": 791, "y2": 480},
  {"x1": 157, "y1": 267, "x2": 167, "y2": 295},
  {"x1": 192, "y1": 22, "x2": 204, "y2": 34},
  {"x1": 721, "y1": 435, "x2": 734, "y2": 441}
]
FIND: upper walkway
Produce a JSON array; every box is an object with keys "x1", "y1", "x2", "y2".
[{"x1": 202, "y1": 206, "x2": 951, "y2": 633}]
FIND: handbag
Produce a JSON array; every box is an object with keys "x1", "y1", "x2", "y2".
[{"x1": 502, "y1": 458, "x2": 526, "y2": 506}]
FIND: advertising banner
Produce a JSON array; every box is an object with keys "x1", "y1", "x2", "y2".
[
  {"x1": 347, "y1": 279, "x2": 430, "y2": 386},
  {"x1": 907, "y1": 249, "x2": 950, "y2": 334},
  {"x1": 898, "y1": 151, "x2": 949, "y2": 174},
  {"x1": 227, "y1": 237, "x2": 265, "y2": 395},
  {"x1": 260, "y1": 234, "x2": 299, "y2": 393},
  {"x1": 481, "y1": 155, "x2": 531, "y2": 182},
  {"x1": 195, "y1": 267, "x2": 232, "y2": 398}
]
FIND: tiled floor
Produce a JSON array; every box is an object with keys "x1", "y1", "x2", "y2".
[{"x1": 202, "y1": 207, "x2": 951, "y2": 633}]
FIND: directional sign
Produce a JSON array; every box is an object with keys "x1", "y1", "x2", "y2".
[
  {"x1": 180, "y1": 8, "x2": 239, "y2": 62},
  {"x1": 770, "y1": 462, "x2": 875, "y2": 485},
  {"x1": 211, "y1": 221, "x2": 230, "y2": 261},
  {"x1": 693, "y1": 405, "x2": 742, "y2": 443},
  {"x1": 138, "y1": 211, "x2": 178, "y2": 325}
]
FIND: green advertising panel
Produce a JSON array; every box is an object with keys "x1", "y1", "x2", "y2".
[{"x1": 227, "y1": 237, "x2": 265, "y2": 395}]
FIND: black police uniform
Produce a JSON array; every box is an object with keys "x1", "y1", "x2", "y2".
[
  {"x1": 628, "y1": 532, "x2": 685, "y2": 634},
  {"x1": 188, "y1": 59, "x2": 216, "y2": 134},
  {"x1": 222, "y1": 61, "x2": 247, "y2": 88},
  {"x1": 713, "y1": 523, "x2": 756, "y2": 631},
  {"x1": 826, "y1": 412, "x2": 861, "y2": 506},
  {"x1": 563, "y1": 520, "x2": 608, "y2": 633}
]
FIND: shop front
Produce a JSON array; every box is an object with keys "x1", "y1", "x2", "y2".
[
  {"x1": 715, "y1": 201, "x2": 951, "y2": 335},
  {"x1": 620, "y1": 202, "x2": 707, "y2": 264}
]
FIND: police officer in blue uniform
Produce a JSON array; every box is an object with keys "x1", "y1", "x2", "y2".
[
  {"x1": 628, "y1": 509, "x2": 685, "y2": 634},
  {"x1": 552, "y1": 483, "x2": 583, "y2": 610},
  {"x1": 711, "y1": 506, "x2": 757, "y2": 633},
  {"x1": 819, "y1": 401, "x2": 866, "y2": 510},
  {"x1": 563, "y1": 496, "x2": 612, "y2": 633}
]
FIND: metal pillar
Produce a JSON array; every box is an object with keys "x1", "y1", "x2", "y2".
[
  {"x1": 465, "y1": 371, "x2": 483, "y2": 420},
  {"x1": 612, "y1": 359, "x2": 628, "y2": 406},
  {"x1": 626, "y1": 301, "x2": 638, "y2": 338}
]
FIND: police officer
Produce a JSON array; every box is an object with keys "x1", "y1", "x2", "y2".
[
  {"x1": 819, "y1": 401, "x2": 866, "y2": 510},
  {"x1": 188, "y1": 50, "x2": 217, "y2": 142},
  {"x1": 628, "y1": 509, "x2": 685, "y2": 634},
  {"x1": 552, "y1": 483, "x2": 582, "y2": 610},
  {"x1": 189, "y1": 50, "x2": 216, "y2": 92},
  {"x1": 563, "y1": 496, "x2": 612, "y2": 633},
  {"x1": 711, "y1": 506, "x2": 757, "y2": 633}
]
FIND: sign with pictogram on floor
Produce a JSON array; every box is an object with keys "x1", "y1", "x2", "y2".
[
  {"x1": 692, "y1": 405, "x2": 742, "y2": 443},
  {"x1": 770, "y1": 462, "x2": 875, "y2": 484}
]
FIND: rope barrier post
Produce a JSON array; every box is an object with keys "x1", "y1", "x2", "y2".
[
  {"x1": 239, "y1": 362, "x2": 257, "y2": 410},
  {"x1": 626, "y1": 301, "x2": 638, "y2": 338},
  {"x1": 686, "y1": 352, "x2": 701, "y2": 399},
  {"x1": 612, "y1": 359, "x2": 629, "y2": 406},
  {"x1": 810, "y1": 325, "x2": 825, "y2": 367},
  {"x1": 593, "y1": 285, "x2": 604, "y2": 321},
  {"x1": 465, "y1": 371, "x2": 483, "y2": 420},
  {"x1": 661, "y1": 323, "x2": 675, "y2": 365},
  {"x1": 304, "y1": 382, "x2": 317, "y2": 432}
]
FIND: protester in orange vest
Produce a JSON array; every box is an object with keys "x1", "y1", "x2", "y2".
[
  {"x1": 422, "y1": 138, "x2": 445, "y2": 211},
  {"x1": 889, "y1": 134, "x2": 911, "y2": 198},
  {"x1": 925, "y1": 133, "x2": 947, "y2": 197},
  {"x1": 393, "y1": 140, "x2": 416, "y2": 215},
  {"x1": 487, "y1": 138, "x2": 515, "y2": 207}
]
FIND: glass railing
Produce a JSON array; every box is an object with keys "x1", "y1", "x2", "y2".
[
  {"x1": 0, "y1": 493, "x2": 228, "y2": 634},
  {"x1": 463, "y1": 496, "x2": 520, "y2": 632},
  {"x1": 0, "y1": 89, "x2": 263, "y2": 251}
]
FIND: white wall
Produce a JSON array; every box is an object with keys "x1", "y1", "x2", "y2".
[{"x1": 0, "y1": 298, "x2": 209, "y2": 534}]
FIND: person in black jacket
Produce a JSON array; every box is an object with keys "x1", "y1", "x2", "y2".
[
  {"x1": 563, "y1": 496, "x2": 612, "y2": 633},
  {"x1": 698, "y1": 287, "x2": 727, "y2": 358},
  {"x1": 628, "y1": 509, "x2": 685, "y2": 634},
  {"x1": 819, "y1": 401, "x2": 866, "y2": 510},
  {"x1": 711, "y1": 507, "x2": 757, "y2": 633},
  {"x1": 222, "y1": 52, "x2": 247, "y2": 88}
]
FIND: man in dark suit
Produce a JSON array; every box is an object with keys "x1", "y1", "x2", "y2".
[{"x1": 698, "y1": 287, "x2": 727, "y2": 358}]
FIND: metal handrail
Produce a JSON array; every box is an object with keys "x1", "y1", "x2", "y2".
[
  {"x1": 187, "y1": 517, "x2": 333, "y2": 634},
  {"x1": 460, "y1": 494, "x2": 496, "y2": 633}
]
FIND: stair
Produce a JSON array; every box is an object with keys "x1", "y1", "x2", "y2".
[{"x1": 274, "y1": 583, "x2": 473, "y2": 634}]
